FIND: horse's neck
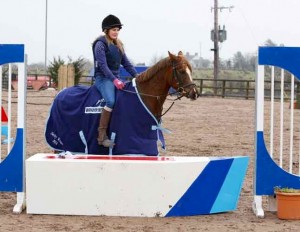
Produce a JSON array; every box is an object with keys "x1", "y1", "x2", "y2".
[{"x1": 137, "y1": 68, "x2": 171, "y2": 119}]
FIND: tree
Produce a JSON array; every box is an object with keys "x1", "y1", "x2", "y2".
[
  {"x1": 48, "y1": 56, "x2": 87, "y2": 86},
  {"x1": 47, "y1": 57, "x2": 65, "y2": 86},
  {"x1": 264, "y1": 39, "x2": 277, "y2": 47},
  {"x1": 244, "y1": 53, "x2": 257, "y2": 72},
  {"x1": 233, "y1": 51, "x2": 246, "y2": 70},
  {"x1": 224, "y1": 59, "x2": 232, "y2": 70},
  {"x1": 199, "y1": 57, "x2": 211, "y2": 69},
  {"x1": 231, "y1": 51, "x2": 257, "y2": 72}
]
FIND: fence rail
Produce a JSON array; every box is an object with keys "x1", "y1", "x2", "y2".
[
  {"x1": 193, "y1": 78, "x2": 300, "y2": 100},
  {"x1": 3, "y1": 74, "x2": 300, "y2": 100}
]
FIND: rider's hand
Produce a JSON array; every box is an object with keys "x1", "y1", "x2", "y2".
[{"x1": 113, "y1": 79, "x2": 125, "y2": 90}]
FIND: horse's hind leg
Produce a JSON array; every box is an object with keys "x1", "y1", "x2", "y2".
[{"x1": 98, "y1": 108, "x2": 115, "y2": 147}]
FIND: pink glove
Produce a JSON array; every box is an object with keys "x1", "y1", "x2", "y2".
[{"x1": 113, "y1": 79, "x2": 125, "y2": 90}]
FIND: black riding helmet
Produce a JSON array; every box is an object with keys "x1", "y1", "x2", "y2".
[{"x1": 102, "y1": 14, "x2": 123, "y2": 31}]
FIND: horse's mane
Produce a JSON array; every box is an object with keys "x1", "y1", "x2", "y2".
[
  {"x1": 136, "y1": 57, "x2": 171, "y2": 83},
  {"x1": 136, "y1": 56, "x2": 192, "y2": 83}
]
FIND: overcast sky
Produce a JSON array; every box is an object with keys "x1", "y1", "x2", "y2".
[{"x1": 1, "y1": 0, "x2": 300, "y2": 65}]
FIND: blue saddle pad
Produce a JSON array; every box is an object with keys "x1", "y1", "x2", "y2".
[{"x1": 45, "y1": 81, "x2": 166, "y2": 155}]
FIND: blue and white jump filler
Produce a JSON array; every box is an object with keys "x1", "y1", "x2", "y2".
[{"x1": 26, "y1": 154, "x2": 248, "y2": 217}]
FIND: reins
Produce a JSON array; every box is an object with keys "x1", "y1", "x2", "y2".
[
  {"x1": 121, "y1": 88, "x2": 168, "y2": 100},
  {"x1": 120, "y1": 60, "x2": 197, "y2": 119},
  {"x1": 120, "y1": 87, "x2": 185, "y2": 100},
  {"x1": 120, "y1": 88, "x2": 182, "y2": 118}
]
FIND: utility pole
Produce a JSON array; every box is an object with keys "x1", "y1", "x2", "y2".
[
  {"x1": 45, "y1": 0, "x2": 48, "y2": 73},
  {"x1": 213, "y1": 0, "x2": 218, "y2": 95},
  {"x1": 211, "y1": 1, "x2": 233, "y2": 95}
]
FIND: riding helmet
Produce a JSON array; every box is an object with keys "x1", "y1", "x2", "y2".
[{"x1": 102, "y1": 14, "x2": 123, "y2": 31}]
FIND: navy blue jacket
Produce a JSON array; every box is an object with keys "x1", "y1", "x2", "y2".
[{"x1": 92, "y1": 36, "x2": 137, "y2": 81}]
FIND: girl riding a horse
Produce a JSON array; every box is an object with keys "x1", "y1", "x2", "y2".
[{"x1": 92, "y1": 14, "x2": 138, "y2": 148}]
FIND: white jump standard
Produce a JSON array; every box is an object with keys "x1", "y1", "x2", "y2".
[
  {"x1": 0, "y1": 44, "x2": 27, "y2": 213},
  {"x1": 253, "y1": 46, "x2": 300, "y2": 218}
]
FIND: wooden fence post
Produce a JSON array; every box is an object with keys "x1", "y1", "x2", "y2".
[
  {"x1": 199, "y1": 79, "x2": 203, "y2": 96},
  {"x1": 221, "y1": 80, "x2": 226, "y2": 98},
  {"x1": 246, "y1": 81, "x2": 250, "y2": 100},
  {"x1": 58, "y1": 64, "x2": 75, "y2": 91}
]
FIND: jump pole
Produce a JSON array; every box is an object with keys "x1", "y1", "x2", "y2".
[{"x1": 0, "y1": 44, "x2": 27, "y2": 213}]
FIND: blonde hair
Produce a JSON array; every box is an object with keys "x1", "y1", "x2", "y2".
[{"x1": 104, "y1": 29, "x2": 124, "y2": 54}]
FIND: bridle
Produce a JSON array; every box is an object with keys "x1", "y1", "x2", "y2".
[
  {"x1": 171, "y1": 61, "x2": 197, "y2": 98},
  {"x1": 121, "y1": 61, "x2": 197, "y2": 119}
]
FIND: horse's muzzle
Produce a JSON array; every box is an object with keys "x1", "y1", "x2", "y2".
[{"x1": 187, "y1": 86, "x2": 199, "y2": 100}]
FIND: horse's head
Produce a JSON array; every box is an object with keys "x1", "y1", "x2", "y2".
[
  {"x1": 168, "y1": 51, "x2": 199, "y2": 100},
  {"x1": 135, "y1": 51, "x2": 199, "y2": 119}
]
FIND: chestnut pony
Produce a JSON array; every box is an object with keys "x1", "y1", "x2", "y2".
[
  {"x1": 45, "y1": 51, "x2": 198, "y2": 155},
  {"x1": 134, "y1": 51, "x2": 199, "y2": 120}
]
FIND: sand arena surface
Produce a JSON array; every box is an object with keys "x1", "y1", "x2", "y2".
[{"x1": 1, "y1": 90, "x2": 300, "y2": 231}]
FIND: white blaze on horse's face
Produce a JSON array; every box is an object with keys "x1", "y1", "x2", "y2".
[
  {"x1": 184, "y1": 67, "x2": 199, "y2": 100},
  {"x1": 186, "y1": 67, "x2": 193, "y2": 82}
]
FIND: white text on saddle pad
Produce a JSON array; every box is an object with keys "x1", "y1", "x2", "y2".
[{"x1": 85, "y1": 106, "x2": 103, "y2": 114}]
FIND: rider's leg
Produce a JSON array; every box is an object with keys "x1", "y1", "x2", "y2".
[
  {"x1": 95, "y1": 77, "x2": 115, "y2": 147},
  {"x1": 97, "y1": 106, "x2": 114, "y2": 147}
]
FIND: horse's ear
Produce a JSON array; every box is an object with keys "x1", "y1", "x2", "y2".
[
  {"x1": 178, "y1": 51, "x2": 183, "y2": 56},
  {"x1": 168, "y1": 51, "x2": 176, "y2": 60}
]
